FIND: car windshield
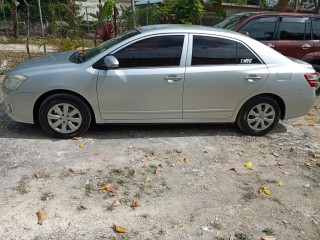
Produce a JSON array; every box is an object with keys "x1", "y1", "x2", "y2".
[
  {"x1": 215, "y1": 14, "x2": 251, "y2": 30},
  {"x1": 81, "y1": 29, "x2": 140, "y2": 62}
]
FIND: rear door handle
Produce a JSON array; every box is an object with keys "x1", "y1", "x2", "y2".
[
  {"x1": 246, "y1": 75, "x2": 262, "y2": 83},
  {"x1": 301, "y1": 43, "x2": 311, "y2": 50},
  {"x1": 266, "y1": 43, "x2": 275, "y2": 48},
  {"x1": 164, "y1": 75, "x2": 182, "y2": 84}
]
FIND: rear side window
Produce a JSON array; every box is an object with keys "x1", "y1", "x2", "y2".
[
  {"x1": 113, "y1": 35, "x2": 184, "y2": 68},
  {"x1": 192, "y1": 35, "x2": 261, "y2": 65},
  {"x1": 312, "y1": 18, "x2": 320, "y2": 39},
  {"x1": 239, "y1": 17, "x2": 277, "y2": 41},
  {"x1": 279, "y1": 17, "x2": 311, "y2": 40}
]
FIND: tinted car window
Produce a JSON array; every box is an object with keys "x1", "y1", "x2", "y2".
[
  {"x1": 239, "y1": 17, "x2": 277, "y2": 40},
  {"x1": 113, "y1": 35, "x2": 184, "y2": 68},
  {"x1": 279, "y1": 17, "x2": 310, "y2": 40},
  {"x1": 192, "y1": 36, "x2": 261, "y2": 65},
  {"x1": 312, "y1": 18, "x2": 320, "y2": 39}
]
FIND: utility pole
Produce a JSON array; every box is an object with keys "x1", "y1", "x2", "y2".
[
  {"x1": 37, "y1": 0, "x2": 46, "y2": 54},
  {"x1": 131, "y1": 0, "x2": 136, "y2": 28}
]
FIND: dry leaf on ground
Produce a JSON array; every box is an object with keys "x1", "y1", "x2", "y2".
[
  {"x1": 314, "y1": 153, "x2": 320, "y2": 158},
  {"x1": 230, "y1": 167, "x2": 237, "y2": 172},
  {"x1": 73, "y1": 136, "x2": 82, "y2": 140},
  {"x1": 282, "y1": 171, "x2": 292, "y2": 176},
  {"x1": 278, "y1": 181, "x2": 282, "y2": 186},
  {"x1": 244, "y1": 161, "x2": 252, "y2": 170},
  {"x1": 175, "y1": 149, "x2": 182, "y2": 154},
  {"x1": 273, "y1": 152, "x2": 280, "y2": 157},
  {"x1": 79, "y1": 142, "x2": 84, "y2": 148},
  {"x1": 155, "y1": 165, "x2": 162, "y2": 174},
  {"x1": 261, "y1": 236, "x2": 276, "y2": 240},
  {"x1": 37, "y1": 208, "x2": 47, "y2": 225},
  {"x1": 34, "y1": 172, "x2": 42, "y2": 178},
  {"x1": 112, "y1": 200, "x2": 121, "y2": 208},
  {"x1": 259, "y1": 187, "x2": 272, "y2": 195},
  {"x1": 112, "y1": 223, "x2": 127, "y2": 233},
  {"x1": 183, "y1": 158, "x2": 190, "y2": 165},
  {"x1": 131, "y1": 198, "x2": 139, "y2": 208},
  {"x1": 238, "y1": 151, "x2": 244, "y2": 156},
  {"x1": 144, "y1": 177, "x2": 151, "y2": 183},
  {"x1": 303, "y1": 183, "x2": 310, "y2": 188},
  {"x1": 304, "y1": 162, "x2": 312, "y2": 169},
  {"x1": 99, "y1": 183, "x2": 118, "y2": 193}
]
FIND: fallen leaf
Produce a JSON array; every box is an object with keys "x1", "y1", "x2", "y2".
[
  {"x1": 175, "y1": 149, "x2": 182, "y2": 154},
  {"x1": 201, "y1": 226, "x2": 213, "y2": 232},
  {"x1": 278, "y1": 181, "x2": 282, "y2": 186},
  {"x1": 238, "y1": 151, "x2": 244, "y2": 157},
  {"x1": 112, "y1": 169, "x2": 124, "y2": 174},
  {"x1": 131, "y1": 198, "x2": 139, "y2": 208},
  {"x1": 314, "y1": 153, "x2": 320, "y2": 158},
  {"x1": 155, "y1": 165, "x2": 162, "y2": 174},
  {"x1": 244, "y1": 161, "x2": 252, "y2": 170},
  {"x1": 308, "y1": 124, "x2": 315, "y2": 126},
  {"x1": 259, "y1": 187, "x2": 272, "y2": 195},
  {"x1": 0, "y1": 123, "x2": 5, "y2": 129},
  {"x1": 230, "y1": 167, "x2": 237, "y2": 173},
  {"x1": 99, "y1": 183, "x2": 118, "y2": 193},
  {"x1": 113, "y1": 223, "x2": 127, "y2": 233},
  {"x1": 112, "y1": 200, "x2": 121, "y2": 208},
  {"x1": 273, "y1": 152, "x2": 279, "y2": 157},
  {"x1": 99, "y1": 183, "x2": 112, "y2": 190},
  {"x1": 129, "y1": 169, "x2": 138, "y2": 177},
  {"x1": 304, "y1": 115, "x2": 315, "y2": 120},
  {"x1": 37, "y1": 208, "x2": 47, "y2": 225},
  {"x1": 183, "y1": 158, "x2": 190, "y2": 165},
  {"x1": 142, "y1": 164, "x2": 148, "y2": 168},
  {"x1": 277, "y1": 162, "x2": 283, "y2": 169},
  {"x1": 149, "y1": 150, "x2": 155, "y2": 156},
  {"x1": 282, "y1": 171, "x2": 292, "y2": 176},
  {"x1": 303, "y1": 183, "x2": 310, "y2": 188},
  {"x1": 304, "y1": 162, "x2": 312, "y2": 169},
  {"x1": 229, "y1": 235, "x2": 235, "y2": 240},
  {"x1": 261, "y1": 236, "x2": 276, "y2": 240},
  {"x1": 292, "y1": 123, "x2": 302, "y2": 127},
  {"x1": 34, "y1": 172, "x2": 42, "y2": 178},
  {"x1": 79, "y1": 142, "x2": 84, "y2": 148},
  {"x1": 144, "y1": 177, "x2": 152, "y2": 183},
  {"x1": 94, "y1": 151, "x2": 101, "y2": 156},
  {"x1": 289, "y1": 148, "x2": 295, "y2": 152},
  {"x1": 69, "y1": 168, "x2": 75, "y2": 173},
  {"x1": 73, "y1": 136, "x2": 82, "y2": 140}
]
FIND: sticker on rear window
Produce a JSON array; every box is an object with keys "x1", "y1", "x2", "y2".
[{"x1": 240, "y1": 59, "x2": 253, "y2": 64}]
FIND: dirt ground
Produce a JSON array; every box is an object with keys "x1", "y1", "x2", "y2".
[{"x1": 0, "y1": 65, "x2": 320, "y2": 240}]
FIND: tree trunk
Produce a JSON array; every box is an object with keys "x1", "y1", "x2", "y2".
[
  {"x1": 11, "y1": 0, "x2": 18, "y2": 39},
  {"x1": 23, "y1": 0, "x2": 31, "y2": 58},
  {"x1": 276, "y1": 0, "x2": 290, "y2": 12}
]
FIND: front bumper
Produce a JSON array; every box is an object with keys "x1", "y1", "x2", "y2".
[{"x1": 2, "y1": 87, "x2": 39, "y2": 124}]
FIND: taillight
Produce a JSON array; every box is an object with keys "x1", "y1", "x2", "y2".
[{"x1": 304, "y1": 73, "x2": 319, "y2": 87}]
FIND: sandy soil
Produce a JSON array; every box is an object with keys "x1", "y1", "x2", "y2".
[{"x1": 0, "y1": 75, "x2": 320, "y2": 240}]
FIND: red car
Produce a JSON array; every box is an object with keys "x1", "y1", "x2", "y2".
[{"x1": 215, "y1": 12, "x2": 320, "y2": 93}]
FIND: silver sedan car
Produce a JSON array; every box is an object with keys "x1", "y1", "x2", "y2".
[{"x1": 2, "y1": 25, "x2": 317, "y2": 138}]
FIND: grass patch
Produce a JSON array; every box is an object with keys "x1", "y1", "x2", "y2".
[
  {"x1": 262, "y1": 227, "x2": 275, "y2": 236},
  {"x1": 235, "y1": 232, "x2": 248, "y2": 240},
  {"x1": 40, "y1": 191, "x2": 54, "y2": 201}
]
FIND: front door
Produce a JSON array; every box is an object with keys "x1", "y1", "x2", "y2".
[{"x1": 97, "y1": 34, "x2": 187, "y2": 120}]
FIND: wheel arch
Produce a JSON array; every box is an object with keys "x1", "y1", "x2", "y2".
[
  {"x1": 238, "y1": 93, "x2": 286, "y2": 120},
  {"x1": 33, "y1": 90, "x2": 96, "y2": 125}
]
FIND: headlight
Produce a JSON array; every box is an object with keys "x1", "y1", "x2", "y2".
[{"x1": 3, "y1": 74, "x2": 28, "y2": 90}]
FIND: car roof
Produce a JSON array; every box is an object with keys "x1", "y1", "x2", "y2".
[{"x1": 232, "y1": 11, "x2": 319, "y2": 18}]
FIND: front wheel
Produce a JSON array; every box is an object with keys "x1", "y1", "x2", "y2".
[
  {"x1": 236, "y1": 96, "x2": 281, "y2": 136},
  {"x1": 38, "y1": 93, "x2": 92, "y2": 139}
]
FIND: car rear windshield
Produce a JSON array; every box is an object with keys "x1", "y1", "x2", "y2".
[
  {"x1": 215, "y1": 14, "x2": 251, "y2": 30},
  {"x1": 80, "y1": 29, "x2": 140, "y2": 62}
]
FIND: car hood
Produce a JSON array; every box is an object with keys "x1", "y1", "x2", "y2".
[{"x1": 9, "y1": 51, "x2": 77, "y2": 74}]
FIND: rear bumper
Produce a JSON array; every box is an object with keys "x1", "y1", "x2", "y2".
[{"x1": 283, "y1": 93, "x2": 316, "y2": 120}]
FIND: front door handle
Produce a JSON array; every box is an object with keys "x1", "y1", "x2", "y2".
[
  {"x1": 301, "y1": 43, "x2": 311, "y2": 50},
  {"x1": 246, "y1": 75, "x2": 262, "y2": 83},
  {"x1": 164, "y1": 75, "x2": 182, "y2": 84}
]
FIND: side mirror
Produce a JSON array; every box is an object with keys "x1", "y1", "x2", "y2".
[
  {"x1": 240, "y1": 31, "x2": 249, "y2": 36},
  {"x1": 103, "y1": 55, "x2": 119, "y2": 69}
]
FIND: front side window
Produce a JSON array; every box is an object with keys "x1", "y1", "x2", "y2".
[
  {"x1": 192, "y1": 36, "x2": 261, "y2": 66},
  {"x1": 312, "y1": 18, "x2": 320, "y2": 39},
  {"x1": 239, "y1": 17, "x2": 277, "y2": 41},
  {"x1": 279, "y1": 17, "x2": 310, "y2": 40},
  {"x1": 113, "y1": 35, "x2": 184, "y2": 68}
]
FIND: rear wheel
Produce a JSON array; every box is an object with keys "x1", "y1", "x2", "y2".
[
  {"x1": 237, "y1": 96, "x2": 281, "y2": 136},
  {"x1": 38, "y1": 93, "x2": 92, "y2": 139}
]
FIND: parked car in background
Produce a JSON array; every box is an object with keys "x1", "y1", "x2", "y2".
[
  {"x1": 2, "y1": 25, "x2": 317, "y2": 138},
  {"x1": 215, "y1": 12, "x2": 320, "y2": 93}
]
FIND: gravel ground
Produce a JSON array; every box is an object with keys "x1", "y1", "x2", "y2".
[{"x1": 0, "y1": 74, "x2": 320, "y2": 240}]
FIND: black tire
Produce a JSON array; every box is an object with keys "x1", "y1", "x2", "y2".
[
  {"x1": 38, "y1": 93, "x2": 92, "y2": 139},
  {"x1": 311, "y1": 64, "x2": 320, "y2": 95},
  {"x1": 236, "y1": 96, "x2": 281, "y2": 136}
]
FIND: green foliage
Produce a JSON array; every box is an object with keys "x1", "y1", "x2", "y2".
[
  {"x1": 160, "y1": 0, "x2": 204, "y2": 24},
  {"x1": 41, "y1": 35, "x2": 83, "y2": 52},
  {"x1": 101, "y1": 0, "x2": 116, "y2": 21},
  {"x1": 262, "y1": 228, "x2": 275, "y2": 236}
]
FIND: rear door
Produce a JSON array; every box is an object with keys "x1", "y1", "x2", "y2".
[
  {"x1": 275, "y1": 17, "x2": 314, "y2": 61},
  {"x1": 183, "y1": 34, "x2": 269, "y2": 119},
  {"x1": 311, "y1": 18, "x2": 320, "y2": 61}
]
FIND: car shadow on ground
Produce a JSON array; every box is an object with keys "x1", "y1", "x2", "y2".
[{"x1": 0, "y1": 108, "x2": 288, "y2": 140}]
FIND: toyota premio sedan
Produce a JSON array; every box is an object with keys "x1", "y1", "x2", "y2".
[{"x1": 2, "y1": 25, "x2": 317, "y2": 138}]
